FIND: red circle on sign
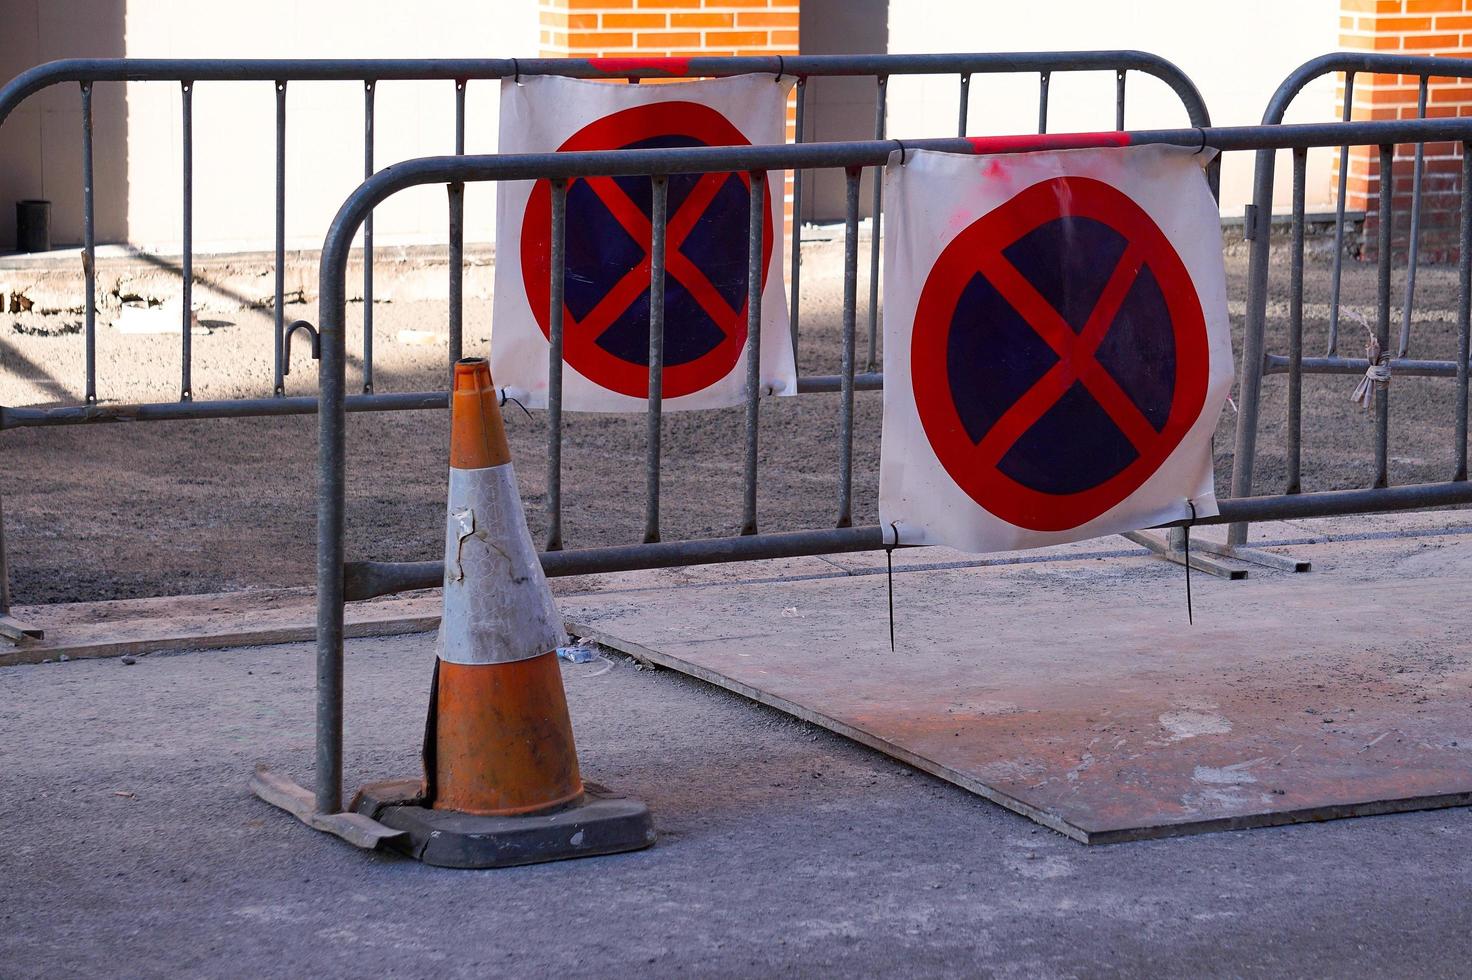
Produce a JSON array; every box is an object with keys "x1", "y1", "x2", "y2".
[
  {"x1": 521, "y1": 101, "x2": 774, "y2": 400},
  {"x1": 911, "y1": 175, "x2": 1209, "y2": 532}
]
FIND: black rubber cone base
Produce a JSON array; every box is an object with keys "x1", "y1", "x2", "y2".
[{"x1": 352, "y1": 779, "x2": 655, "y2": 869}]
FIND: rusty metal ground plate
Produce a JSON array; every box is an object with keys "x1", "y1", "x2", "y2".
[{"x1": 562, "y1": 519, "x2": 1472, "y2": 843}]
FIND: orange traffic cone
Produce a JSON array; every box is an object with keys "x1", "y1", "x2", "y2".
[
  {"x1": 352, "y1": 357, "x2": 654, "y2": 868},
  {"x1": 427, "y1": 357, "x2": 582, "y2": 816}
]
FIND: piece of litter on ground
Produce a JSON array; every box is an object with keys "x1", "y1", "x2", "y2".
[
  {"x1": 395, "y1": 329, "x2": 438, "y2": 346},
  {"x1": 557, "y1": 637, "x2": 599, "y2": 664},
  {"x1": 120, "y1": 656, "x2": 137, "y2": 665},
  {"x1": 112, "y1": 791, "x2": 134, "y2": 798},
  {"x1": 781, "y1": 607, "x2": 800, "y2": 618}
]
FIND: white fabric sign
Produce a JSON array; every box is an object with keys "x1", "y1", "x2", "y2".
[
  {"x1": 492, "y1": 74, "x2": 796, "y2": 411},
  {"x1": 879, "y1": 145, "x2": 1233, "y2": 553}
]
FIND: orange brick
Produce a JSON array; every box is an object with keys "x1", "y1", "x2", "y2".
[
  {"x1": 1378, "y1": 14, "x2": 1435, "y2": 27},
  {"x1": 1402, "y1": 31, "x2": 1461, "y2": 47},
  {"x1": 671, "y1": 12, "x2": 733, "y2": 26},
  {"x1": 771, "y1": 29, "x2": 799, "y2": 45},
  {"x1": 1431, "y1": 83, "x2": 1472, "y2": 100},
  {"x1": 736, "y1": 10, "x2": 799, "y2": 26},
  {"x1": 1342, "y1": 0, "x2": 1409, "y2": 10},
  {"x1": 1341, "y1": 32, "x2": 1404, "y2": 49},
  {"x1": 701, "y1": 30, "x2": 771, "y2": 45},
  {"x1": 1405, "y1": 0, "x2": 1466, "y2": 11},
  {"x1": 540, "y1": 10, "x2": 599, "y2": 28},
  {"x1": 640, "y1": 30, "x2": 702, "y2": 45},
  {"x1": 1365, "y1": 84, "x2": 1423, "y2": 101},
  {"x1": 602, "y1": 11, "x2": 668, "y2": 26},
  {"x1": 1354, "y1": 104, "x2": 1406, "y2": 119},
  {"x1": 1434, "y1": 12, "x2": 1472, "y2": 26},
  {"x1": 568, "y1": 30, "x2": 633, "y2": 45},
  {"x1": 637, "y1": 0, "x2": 701, "y2": 6}
]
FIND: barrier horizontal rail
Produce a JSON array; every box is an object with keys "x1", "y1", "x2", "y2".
[
  {"x1": 1229, "y1": 53, "x2": 1472, "y2": 546},
  {"x1": 341, "y1": 479, "x2": 1472, "y2": 601},
  {"x1": 304, "y1": 116, "x2": 1472, "y2": 822}
]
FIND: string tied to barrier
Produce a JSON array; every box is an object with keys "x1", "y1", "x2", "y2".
[
  {"x1": 497, "y1": 389, "x2": 533, "y2": 419},
  {"x1": 1181, "y1": 499, "x2": 1199, "y2": 626},
  {"x1": 1351, "y1": 328, "x2": 1391, "y2": 411},
  {"x1": 884, "y1": 521, "x2": 899, "y2": 652}
]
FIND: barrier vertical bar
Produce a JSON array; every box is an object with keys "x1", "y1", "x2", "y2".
[
  {"x1": 790, "y1": 76, "x2": 806, "y2": 358},
  {"x1": 546, "y1": 178, "x2": 567, "y2": 552},
  {"x1": 315, "y1": 223, "x2": 349, "y2": 822},
  {"x1": 1327, "y1": 71, "x2": 1355, "y2": 356},
  {"x1": 865, "y1": 76, "x2": 887, "y2": 374},
  {"x1": 0, "y1": 458, "x2": 10, "y2": 615},
  {"x1": 80, "y1": 81, "x2": 96, "y2": 404},
  {"x1": 837, "y1": 168, "x2": 861, "y2": 528},
  {"x1": 274, "y1": 80, "x2": 287, "y2": 395},
  {"x1": 1287, "y1": 148, "x2": 1307, "y2": 494},
  {"x1": 448, "y1": 79, "x2": 466, "y2": 367},
  {"x1": 1227, "y1": 143, "x2": 1277, "y2": 547},
  {"x1": 1375, "y1": 143, "x2": 1393, "y2": 489},
  {"x1": 1115, "y1": 70, "x2": 1126, "y2": 130},
  {"x1": 180, "y1": 81, "x2": 194, "y2": 402},
  {"x1": 1038, "y1": 71, "x2": 1051, "y2": 134},
  {"x1": 362, "y1": 80, "x2": 376, "y2": 394},
  {"x1": 0, "y1": 489, "x2": 9, "y2": 615},
  {"x1": 644, "y1": 175, "x2": 668, "y2": 544},
  {"x1": 957, "y1": 73, "x2": 971, "y2": 137},
  {"x1": 1398, "y1": 75, "x2": 1428, "y2": 358},
  {"x1": 742, "y1": 169, "x2": 767, "y2": 536},
  {"x1": 1457, "y1": 142, "x2": 1471, "y2": 482}
]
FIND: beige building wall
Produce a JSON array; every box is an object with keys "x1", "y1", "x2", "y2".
[
  {"x1": 0, "y1": 0, "x2": 539, "y2": 252},
  {"x1": 884, "y1": 0, "x2": 1343, "y2": 215},
  {"x1": 0, "y1": 0, "x2": 127, "y2": 248},
  {"x1": 2, "y1": 0, "x2": 1344, "y2": 252}
]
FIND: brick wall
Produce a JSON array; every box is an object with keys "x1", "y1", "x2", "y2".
[
  {"x1": 537, "y1": 0, "x2": 800, "y2": 226},
  {"x1": 539, "y1": 0, "x2": 799, "y2": 57},
  {"x1": 1339, "y1": 0, "x2": 1472, "y2": 261}
]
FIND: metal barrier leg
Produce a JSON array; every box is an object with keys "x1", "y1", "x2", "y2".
[
  {"x1": 0, "y1": 482, "x2": 44, "y2": 642},
  {"x1": 1119, "y1": 529, "x2": 1247, "y2": 580},
  {"x1": 250, "y1": 200, "x2": 402, "y2": 850}
]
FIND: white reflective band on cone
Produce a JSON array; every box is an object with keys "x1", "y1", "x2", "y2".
[{"x1": 436, "y1": 462, "x2": 567, "y2": 666}]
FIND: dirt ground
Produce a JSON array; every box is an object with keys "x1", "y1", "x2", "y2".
[{"x1": 1, "y1": 238, "x2": 1467, "y2": 604}]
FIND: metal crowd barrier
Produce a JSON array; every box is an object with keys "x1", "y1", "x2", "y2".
[
  {"x1": 296, "y1": 117, "x2": 1472, "y2": 821},
  {"x1": 1230, "y1": 53, "x2": 1472, "y2": 548},
  {"x1": 0, "y1": 51, "x2": 1210, "y2": 617}
]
